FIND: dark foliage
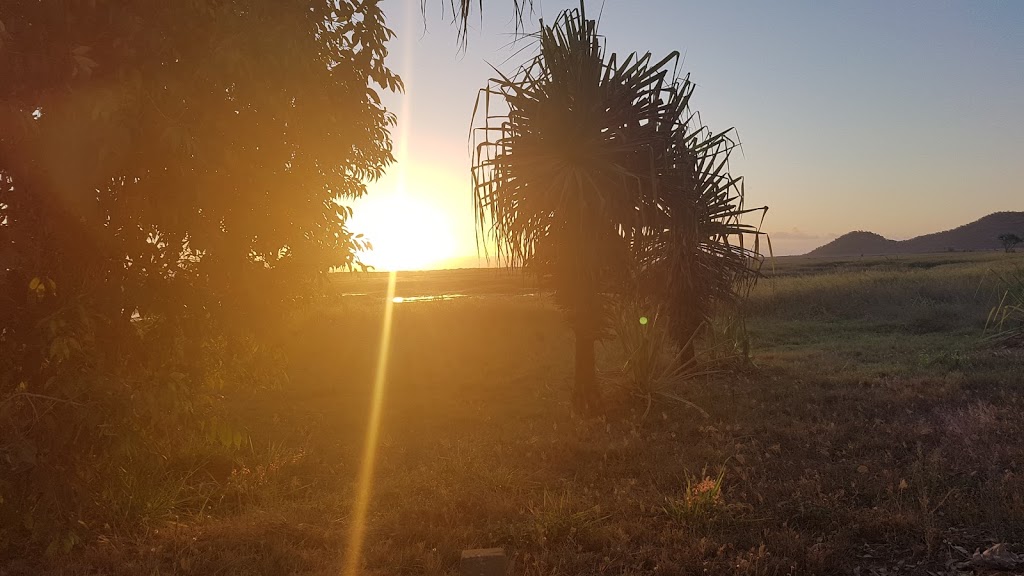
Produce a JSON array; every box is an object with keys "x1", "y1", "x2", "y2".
[
  {"x1": 0, "y1": 0, "x2": 399, "y2": 555},
  {"x1": 470, "y1": 5, "x2": 765, "y2": 413},
  {"x1": 999, "y1": 233, "x2": 1022, "y2": 253}
]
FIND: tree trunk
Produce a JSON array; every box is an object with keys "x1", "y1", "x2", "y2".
[
  {"x1": 565, "y1": 215, "x2": 602, "y2": 415},
  {"x1": 572, "y1": 327, "x2": 600, "y2": 414}
]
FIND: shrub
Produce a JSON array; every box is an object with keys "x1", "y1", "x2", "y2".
[{"x1": 609, "y1": 297, "x2": 718, "y2": 419}]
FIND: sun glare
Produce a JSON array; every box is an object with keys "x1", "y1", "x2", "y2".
[
  {"x1": 342, "y1": 270, "x2": 397, "y2": 576},
  {"x1": 350, "y1": 191, "x2": 458, "y2": 271}
]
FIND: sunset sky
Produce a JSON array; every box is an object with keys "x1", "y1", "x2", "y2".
[{"x1": 349, "y1": 0, "x2": 1024, "y2": 269}]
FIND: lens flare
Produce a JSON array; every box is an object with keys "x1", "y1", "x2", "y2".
[
  {"x1": 343, "y1": 2, "x2": 414, "y2": 571},
  {"x1": 342, "y1": 269, "x2": 397, "y2": 576}
]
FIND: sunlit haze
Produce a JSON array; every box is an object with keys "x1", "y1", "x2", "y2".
[
  {"x1": 348, "y1": 0, "x2": 1023, "y2": 267},
  {"x1": 8, "y1": 2, "x2": 1024, "y2": 571}
]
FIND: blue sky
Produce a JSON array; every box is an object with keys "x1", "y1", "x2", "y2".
[{"x1": 350, "y1": 0, "x2": 1023, "y2": 266}]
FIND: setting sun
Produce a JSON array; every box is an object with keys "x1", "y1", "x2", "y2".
[{"x1": 348, "y1": 189, "x2": 459, "y2": 271}]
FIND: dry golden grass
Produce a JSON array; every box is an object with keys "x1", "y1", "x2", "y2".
[{"x1": 22, "y1": 253, "x2": 1024, "y2": 575}]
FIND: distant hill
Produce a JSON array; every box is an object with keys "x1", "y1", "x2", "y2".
[{"x1": 807, "y1": 212, "x2": 1024, "y2": 257}]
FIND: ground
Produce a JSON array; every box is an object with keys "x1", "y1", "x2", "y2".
[{"x1": 29, "y1": 252, "x2": 1024, "y2": 575}]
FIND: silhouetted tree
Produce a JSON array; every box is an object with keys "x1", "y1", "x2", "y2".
[
  {"x1": 0, "y1": 0, "x2": 399, "y2": 551},
  {"x1": 470, "y1": 5, "x2": 765, "y2": 413},
  {"x1": 999, "y1": 233, "x2": 1022, "y2": 253}
]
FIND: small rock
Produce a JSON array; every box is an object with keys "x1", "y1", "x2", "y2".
[{"x1": 460, "y1": 548, "x2": 507, "y2": 576}]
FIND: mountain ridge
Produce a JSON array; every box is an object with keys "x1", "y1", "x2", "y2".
[{"x1": 806, "y1": 211, "x2": 1024, "y2": 256}]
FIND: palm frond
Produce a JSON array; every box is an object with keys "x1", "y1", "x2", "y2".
[
  {"x1": 469, "y1": 4, "x2": 769, "y2": 410},
  {"x1": 449, "y1": 0, "x2": 533, "y2": 47},
  {"x1": 470, "y1": 5, "x2": 680, "y2": 299}
]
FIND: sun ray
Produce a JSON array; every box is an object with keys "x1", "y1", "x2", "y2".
[
  {"x1": 342, "y1": 268, "x2": 398, "y2": 576},
  {"x1": 342, "y1": 2, "x2": 417, "y2": 572}
]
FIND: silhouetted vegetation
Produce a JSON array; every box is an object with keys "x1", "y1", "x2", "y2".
[
  {"x1": 470, "y1": 6, "x2": 764, "y2": 414},
  {"x1": 1000, "y1": 233, "x2": 1023, "y2": 253},
  {"x1": 448, "y1": 0, "x2": 533, "y2": 45},
  {"x1": 0, "y1": 0, "x2": 399, "y2": 556}
]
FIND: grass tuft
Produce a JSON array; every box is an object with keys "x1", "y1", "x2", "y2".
[{"x1": 985, "y1": 266, "x2": 1024, "y2": 345}]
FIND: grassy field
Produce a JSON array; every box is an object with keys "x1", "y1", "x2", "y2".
[{"x1": 33, "y1": 252, "x2": 1024, "y2": 575}]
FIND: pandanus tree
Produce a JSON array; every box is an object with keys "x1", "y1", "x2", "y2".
[
  {"x1": 471, "y1": 5, "x2": 767, "y2": 413},
  {"x1": 640, "y1": 82, "x2": 768, "y2": 363},
  {"x1": 472, "y1": 5, "x2": 680, "y2": 412}
]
